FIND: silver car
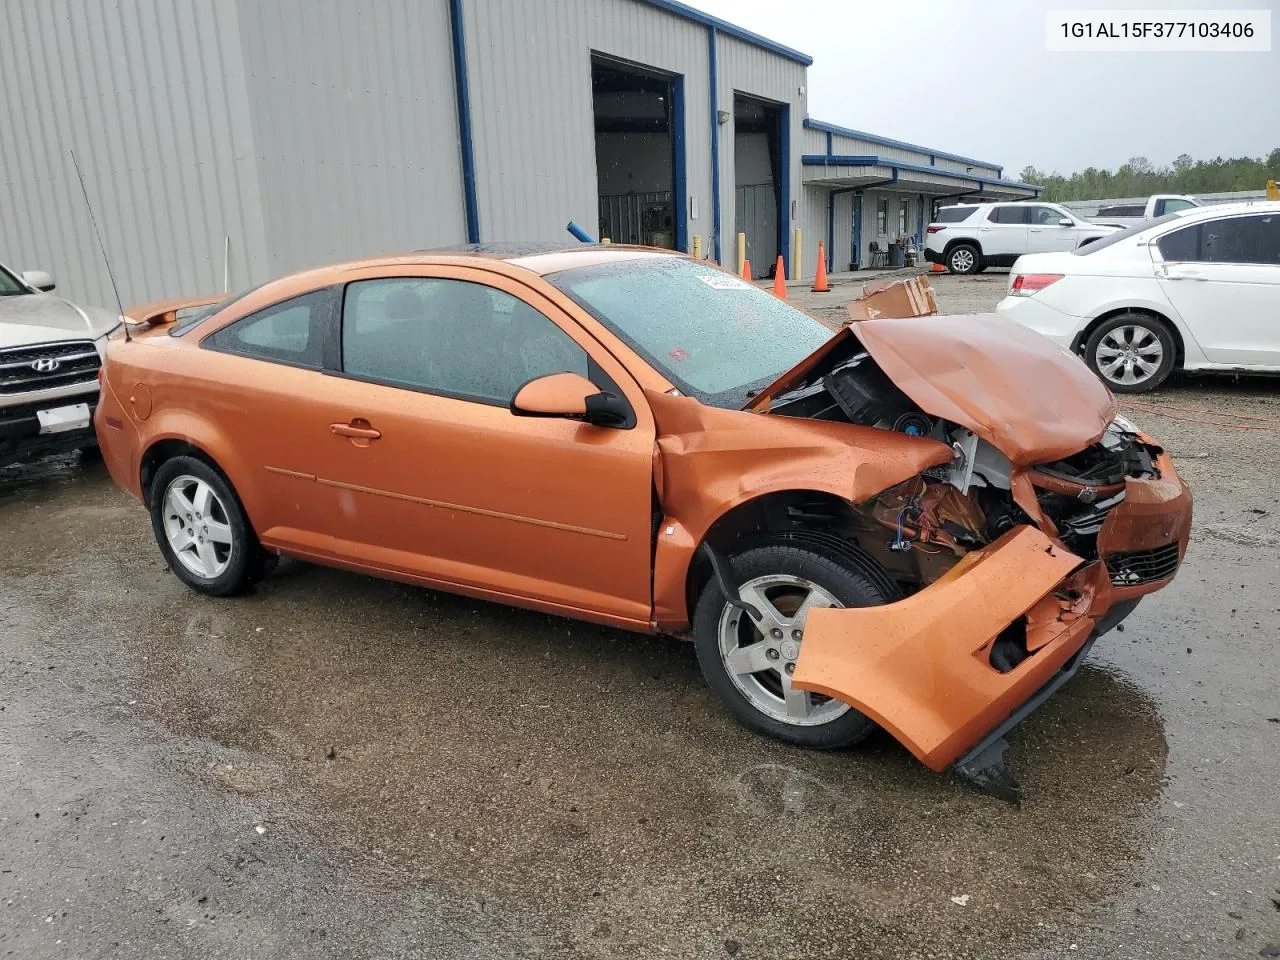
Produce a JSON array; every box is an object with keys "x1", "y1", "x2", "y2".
[{"x1": 0, "y1": 261, "x2": 123, "y2": 467}]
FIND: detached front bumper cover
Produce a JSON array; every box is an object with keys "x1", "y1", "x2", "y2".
[{"x1": 792, "y1": 526, "x2": 1113, "y2": 778}]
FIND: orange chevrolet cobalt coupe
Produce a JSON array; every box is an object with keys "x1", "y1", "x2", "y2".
[{"x1": 98, "y1": 246, "x2": 1191, "y2": 798}]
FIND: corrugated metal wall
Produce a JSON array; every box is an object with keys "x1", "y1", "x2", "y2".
[
  {"x1": 236, "y1": 0, "x2": 467, "y2": 277},
  {"x1": 461, "y1": 0, "x2": 712, "y2": 248},
  {"x1": 715, "y1": 32, "x2": 805, "y2": 272},
  {"x1": 0, "y1": 0, "x2": 268, "y2": 307}
]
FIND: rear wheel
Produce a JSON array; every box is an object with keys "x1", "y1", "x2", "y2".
[
  {"x1": 693, "y1": 542, "x2": 893, "y2": 749},
  {"x1": 1085, "y1": 313, "x2": 1176, "y2": 393},
  {"x1": 947, "y1": 243, "x2": 980, "y2": 275},
  {"x1": 149, "y1": 455, "x2": 269, "y2": 596}
]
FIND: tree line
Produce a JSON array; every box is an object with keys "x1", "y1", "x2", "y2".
[{"x1": 1019, "y1": 149, "x2": 1280, "y2": 202}]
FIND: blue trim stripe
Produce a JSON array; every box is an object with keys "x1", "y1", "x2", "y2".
[
  {"x1": 708, "y1": 26, "x2": 721, "y2": 263},
  {"x1": 804, "y1": 118, "x2": 1003, "y2": 175},
  {"x1": 801, "y1": 155, "x2": 1040, "y2": 192},
  {"x1": 672, "y1": 73, "x2": 688, "y2": 252},
  {"x1": 641, "y1": 0, "x2": 813, "y2": 64},
  {"x1": 448, "y1": 0, "x2": 480, "y2": 243},
  {"x1": 779, "y1": 102, "x2": 790, "y2": 275}
]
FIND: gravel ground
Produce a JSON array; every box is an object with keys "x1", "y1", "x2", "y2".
[{"x1": 2, "y1": 278, "x2": 1278, "y2": 959}]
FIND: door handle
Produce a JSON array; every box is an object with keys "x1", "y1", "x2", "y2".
[
  {"x1": 1166, "y1": 271, "x2": 1206, "y2": 281},
  {"x1": 1029, "y1": 228, "x2": 1044, "y2": 233},
  {"x1": 331, "y1": 421, "x2": 382, "y2": 440}
]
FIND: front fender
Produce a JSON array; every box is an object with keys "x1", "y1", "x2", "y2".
[{"x1": 645, "y1": 390, "x2": 953, "y2": 629}]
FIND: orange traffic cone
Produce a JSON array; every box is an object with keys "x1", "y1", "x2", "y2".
[
  {"x1": 931, "y1": 259, "x2": 945, "y2": 274},
  {"x1": 741, "y1": 257, "x2": 751, "y2": 280},
  {"x1": 773, "y1": 256, "x2": 787, "y2": 299},
  {"x1": 812, "y1": 242, "x2": 830, "y2": 292}
]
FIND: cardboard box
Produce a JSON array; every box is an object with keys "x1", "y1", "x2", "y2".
[{"x1": 845, "y1": 275, "x2": 937, "y2": 323}]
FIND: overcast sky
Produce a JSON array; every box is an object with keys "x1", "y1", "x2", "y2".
[{"x1": 686, "y1": 0, "x2": 1279, "y2": 176}]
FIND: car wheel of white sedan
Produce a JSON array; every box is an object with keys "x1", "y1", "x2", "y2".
[{"x1": 1084, "y1": 313, "x2": 1177, "y2": 394}]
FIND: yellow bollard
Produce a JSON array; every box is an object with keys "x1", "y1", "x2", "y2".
[
  {"x1": 792, "y1": 228, "x2": 802, "y2": 281},
  {"x1": 692, "y1": 234, "x2": 703, "y2": 259},
  {"x1": 1268, "y1": 180, "x2": 1279, "y2": 201},
  {"x1": 737, "y1": 232, "x2": 747, "y2": 276}
]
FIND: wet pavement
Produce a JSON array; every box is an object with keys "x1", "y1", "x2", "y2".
[{"x1": 3, "y1": 301, "x2": 1279, "y2": 958}]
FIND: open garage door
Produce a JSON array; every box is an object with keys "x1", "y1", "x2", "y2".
[
  {"x1": 592, "y1": 56, "x2": 684, "y2": 250},
  {"x1": 734, "y1": 94, "x2": 784, "y2": 279}
]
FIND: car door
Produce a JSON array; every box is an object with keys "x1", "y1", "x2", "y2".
[
  {"x1": 1154, "y1": 212, "x2": 1280, "y2": 366},
  {"x1": 1025, "y1": 205, "x2": 1079, "y2": 252},
  {"x1": 976, "y1": 206, "x2": 1028, "y2": 258},
  {"x1": 195, "y1": 287, "x2": 348, "y2": 554},
  {"x1": 314, "y1": 266, "x2": 657, "y2": 626}
]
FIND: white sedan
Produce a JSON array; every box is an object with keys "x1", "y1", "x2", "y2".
[{"x1": 996, "y1": 201, "x2": 1280, "y2": 392}]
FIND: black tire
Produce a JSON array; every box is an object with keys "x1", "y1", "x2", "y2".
[
  {"x1": 1084, "y1": 312, "x2": 1177, "y2": 394},
  {"x1": 148, "y1": 454, "x2": 268, "y2": 596},
  {"x1": 692, "y1": 541, "x2": 893, "y2": 749},
  {"x1": 946, "y1": 243, "x2": 980, "y2": 275}
]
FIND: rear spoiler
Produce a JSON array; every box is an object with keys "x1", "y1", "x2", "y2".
[{"x1": 124, "y1": 295, "x2": 223, "y2": 328}]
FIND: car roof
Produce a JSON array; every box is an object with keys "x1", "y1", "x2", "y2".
[
  {"x1": 187, "y1": 245, "x2": 685, "y2": 327},
  {"x1": 1165, "y1": 200, "x2": 1280, "y2": 220}
]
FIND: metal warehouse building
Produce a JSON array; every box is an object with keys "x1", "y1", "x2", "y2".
[{"x1": 0, "y1": 0, "x2": 1039, "y2": 306}]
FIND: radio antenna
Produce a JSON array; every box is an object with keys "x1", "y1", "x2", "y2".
[{"x1": 69, "y1": 150, "x2": 131, "y2": 342}]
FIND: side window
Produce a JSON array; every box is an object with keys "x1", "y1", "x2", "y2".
[
  {"x1": 1027, "y1": 206, "x2": 1061, "y2": 225},
  {"x1": 341, "y1": 277, "x2": 591, "y2": 404},
  {"x1": 1156, "y1": 224, "x2": 1201, "y2": 262},
  {"x1": 898, "y1": 199, "x2": 909, "y2": 235},
  {"x1": 1158, "y1": 198, "x2": 1195, "y2": 216},
  {"x1": 876, "y1": 198, "x2": 888, "y2": 234},
  {"x1": 203, "y1": 290, "x2": 330, "y2": 367},
  {"x1": 1200, "y1": 215, "x2": 1280, "y2": 265},
  {"x1": 988, "y1": 206, "x2": 1027, "y2": 224}
]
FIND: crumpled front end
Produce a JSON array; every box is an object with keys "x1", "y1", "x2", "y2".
[
  {"x1": 791, "y1": 527, "x2": 1111, "y2": 772},
  {"x1": 731, "y1": 314, "x2": 1192, "y2": 789}
]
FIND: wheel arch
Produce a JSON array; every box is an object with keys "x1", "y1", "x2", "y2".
[
  {"x1": 943, "y1": 236, "x2": 982, "y2": 258},
  {"x1": 678, "y1": 489, "x2": 895, "y2": 633}
]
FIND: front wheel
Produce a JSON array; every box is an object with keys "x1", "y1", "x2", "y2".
[
  {"x1": 693, "y1": 542, "x2": 893, "y2": 749},
  {"x1": 1084, "y1": 313, "x2": 1176, "y2": 393},
  {"x1": 947, "y1": 243, "x2": 980, "y2": 274}
]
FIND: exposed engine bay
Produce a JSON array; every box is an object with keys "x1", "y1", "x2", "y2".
[{"x1": 764, "y1": 340, "x2": 1165, "y2": 589}]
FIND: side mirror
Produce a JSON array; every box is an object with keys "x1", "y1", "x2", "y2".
[
  {"x1": 21, "y1": 269, "x2": 56, "y2": 292},
  {"x1": 510, "y1": 372, "x2": 629, "y2": 428},
  {"x1": 1057, "y1": 218, "x2": 1074, "y2": 227}
]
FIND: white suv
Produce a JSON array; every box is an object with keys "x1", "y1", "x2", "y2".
[
  {"x1": 925, "y1": 202, "x2": 1120, "y2": 274},
  {"x1": 1, "y1": 261, "x2": 123, "y2": 467}
]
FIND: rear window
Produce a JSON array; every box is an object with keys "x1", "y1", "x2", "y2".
[
  {"x1": 170, "y1": 283, "x2": 268, "y2": 336},
  {"x1": 1098, "y1": 205, "x2": 1143, "y2": 218},
  {"x1": 1072, "y1": 211, "x2": 1185, "y2": 255},
  {"x1": 988, "y1": 206, "x2": 1028, "y2": 224},
  {"x1": 933, "y1": 207, "x2": 977, "y2": 224}
]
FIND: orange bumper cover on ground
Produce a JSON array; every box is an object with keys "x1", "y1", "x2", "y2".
[{"x1": 791, "y1": 526, "x2": 1112, "y2": 772}]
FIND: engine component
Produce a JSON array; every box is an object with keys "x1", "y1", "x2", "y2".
[{"x1": 824, "y1": 353, "x2": 931, "y2": 434}]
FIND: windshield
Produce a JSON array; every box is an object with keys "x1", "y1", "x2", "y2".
[
  {"x1": 1073, "y1": 211, "x2": 1186, "y2": 255},
  {"x1": 546, "y1": 257, "x2": 833, "y2": 406},
  {"x1": 0, "y1": 264, "x2": 29, "y2": 296}
]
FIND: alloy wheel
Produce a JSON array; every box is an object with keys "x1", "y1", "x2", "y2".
[
  {"x1": 161, "y1": 475, "x2": 234, "y2": 578},
  {"x1": 1095, "y1": 324, "x2": 1164, "y2": 387},
  {"x1": 949, "y1": 248, "x2": 975, "y2": 272},
  {"x1": 716, "y1": 574, "x2": 850, "y2": 726}
]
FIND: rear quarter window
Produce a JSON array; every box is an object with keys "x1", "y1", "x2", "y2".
[{"x1": 933, "y1": 207, "x2": 978, "y2": 223}]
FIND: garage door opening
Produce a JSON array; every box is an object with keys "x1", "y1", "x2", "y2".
[
  {"x1": 734, "y1": 94, "x2": 784, "y2": 279},
  {"x1": 592, "y1": 56, "x2": 684, "y2": 250}
]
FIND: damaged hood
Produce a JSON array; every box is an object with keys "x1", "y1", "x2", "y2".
[
  {"x1": 0, "y1": 292, "x2": 121, "y2": 348},
  {"x1": 748, "y1": 314, "x2": 1117, "y2": 466}
]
